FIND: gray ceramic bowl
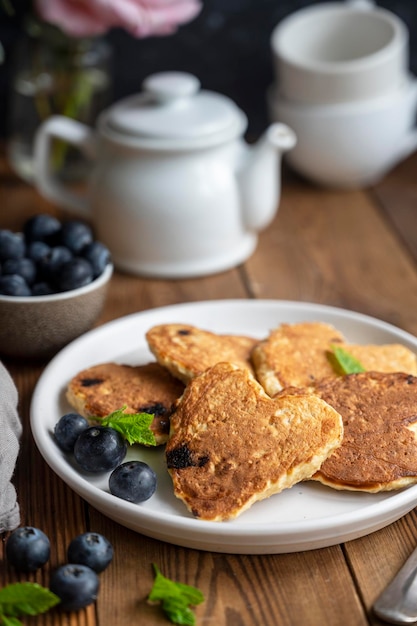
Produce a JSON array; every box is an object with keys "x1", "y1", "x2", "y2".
[{"x1": 0, "y1": 263, "x2": 113, "y2": 359}]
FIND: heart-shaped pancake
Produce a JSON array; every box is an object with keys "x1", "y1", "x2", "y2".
[{"x1": 166, "y1": 362, "x2": 343, "y2": 521}]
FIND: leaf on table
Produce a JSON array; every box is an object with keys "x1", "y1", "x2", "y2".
[
  {"x1": 0, "y1": 582, "x2": 59, "y2": 624},
  {"x1": 148, "y1": 564, "x2": 204, "y2": 625}
]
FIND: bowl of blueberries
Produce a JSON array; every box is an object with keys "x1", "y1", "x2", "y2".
[{"x1": 0, "y1": 213, "x2": 113, "y2": 359}]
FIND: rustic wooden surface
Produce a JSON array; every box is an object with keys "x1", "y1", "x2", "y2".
[{"x1": 1, "y1": 151, "x2": 417, "y2": 626}]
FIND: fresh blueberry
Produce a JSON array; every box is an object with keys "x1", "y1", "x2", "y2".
[
  {"x1": 26, "y1": 240, "x2": 51, "y2": 263},
  {"x1": 31, "y1": 281, "x2": 55, "y2": 296},
  {"x1": 6, "y1": 526, "x2": 50, "y2": 572},
  {"x1": 50, "y1": 564, "x2": 99, "y2": 611},
  {"x1": 0, "y1": 230, "x2": 25, "y2": 261},
  {"x1": 38, "y1": 245, "x2": 73, "y2": 282},
  {"x1": 23, "y1": 214, "x2": 61, "y2": 245},
  {"x1": 0, "y1": 274, "x2": 31, "y2": 296},
  {"x1": 2, "y1": 257, "x2": 37, "y2": 285},
  {"x1": 55, "y1": 258, "x2": 94, "y2": 291},
  {"x1": 109, "y1": 461, "x2": 157, "y2": 503},
  {"x1": 74, "y1": 426, "x2": 127, "y2": 473},
  {"x1": 67, "y1": 532, "x2": 113, "y2": 573},
  {"x1": 82, "y1": 241, "x2": 111, "y2": 278},
  {"x1": 54, "y1": 413, "x2": 89, "y2": 452},
  {"x1": 60, "y1": 220, "x2": 93, "y2": 254}
]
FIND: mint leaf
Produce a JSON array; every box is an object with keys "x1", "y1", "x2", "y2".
[
  {"x1": 148, "y1": 564, "x2": 204, "y2": 625},
  {"x1": 330, "y1": 345, "x2": 366, "y2": 375},
  {"x1": 1, "y1": 616, "x2": 23, "y2": 626},
  {"x1": 99, "y1": 407, "x2": 157, "y2": 446},
  {"x1": 0, "y1": 582, "x2": 59, "y2": 622}
]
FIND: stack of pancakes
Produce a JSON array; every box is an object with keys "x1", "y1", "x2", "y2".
[{"x1": 66, "y1": 321, "x2": 417, "y2": 521}]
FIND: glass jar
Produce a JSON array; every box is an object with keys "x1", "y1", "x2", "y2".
[{"x1": 7, "y1": 16, "x2": 113, "y2": 183}]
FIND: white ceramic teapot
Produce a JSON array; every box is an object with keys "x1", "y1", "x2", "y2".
[{"x1": 33, "y1": 72, "x2": 296, "y2": 278}]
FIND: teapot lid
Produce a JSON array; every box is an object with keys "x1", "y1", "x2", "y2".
[{"x1": 100, "y1": 72, "x2": 247, "y2": 147}]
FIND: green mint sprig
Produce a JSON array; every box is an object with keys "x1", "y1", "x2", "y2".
[
  {"x1": 148, "y1": 564, "x2": 204, "y2": 625},
  {"x1": 99, "y1": 406, "x2": 157, "y2": 446},
  {"x1": 330, "y1": 345, "x2": 366, "y2": 375},
  {"x1": 0, "y1": 582, "x2": 60, "y2": 625}
]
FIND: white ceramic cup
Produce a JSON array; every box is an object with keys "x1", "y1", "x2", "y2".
[
  {"x1": 271, "y1": 1, "x2": 409, "y2": 105},
  {"x1": 268, "y1": 77, "x2": 417, "y2": 188}
]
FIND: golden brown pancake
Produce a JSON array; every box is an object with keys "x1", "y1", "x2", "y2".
[
  {"x1": 146, "y1": 323, "x2": 258, "y2": 384},
  {"x1": 310, "y1": 371, "x2": 417, "y2": 492},
  {"x1": 66, "y1": 362, "x2": 185, "y2": 445},
  {"x1": 342, "y1": 344, "x2": 417, "y2": 376},
  {"x1": 252, "y1": 322, "x2": 346, "y2": 395},
  {"x1": 165, "y1": 362, "x2": 343, "y2": 521},
  {"x1": 252, "y1": 322, "x2": 417, "y2": 394}
]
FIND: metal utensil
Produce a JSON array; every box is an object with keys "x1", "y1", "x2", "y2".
[{"x1": 374, "y1": 545, "x2": 417, "y2": 624}]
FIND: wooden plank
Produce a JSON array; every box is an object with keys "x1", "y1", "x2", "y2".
[
  {"x1": 246, "y1": 181, "x2": 417, "y2": 335},
  {"x1": 89, "y1": 507, "x2": 369, "y2": 626},
  {"x1": 371, "y1": 153, "x2": 417, "y2": 261},
  {"x1": 344, "y1": 512, "x2": 417, "y2": 624},
  {"x1": 100, "y1": 268, "x2": 251, "y2": 326}
]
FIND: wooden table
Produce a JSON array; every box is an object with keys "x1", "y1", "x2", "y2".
[{"x1": 1, "y1": 149, "x2": 417, "y2": 626}]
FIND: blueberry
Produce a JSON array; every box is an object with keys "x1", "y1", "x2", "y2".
[
  {"x1": 74, "y1": 426, "x2": 127, "y2": 472},
  {"x1": 24, "y1": 214, "x2": 61, "y2": 245},
  {"x1": 26, "y1": 240, "x2": 51, "y2": 263},
  {"x1": 60, "y1": 220, "x2": 93, "y2": 254},
  {"x1": 55, "y1": 258, "x2": 94, "y2": 291},
  {"x1": 38, "y1": 245, "x2": 73, "y2": 282},
  {"x1": 67, "y1": 532, "x2": 113, "y2": 573},
  {"x1": 6, "y1": 526, "x2": 50, "y2": 572},
  {"x1": 0, "y1": 274, "x2": 31, "y2": 296},
  {"x1": 109, "y1": 461, "x2": 157, "y2": 503},
  {"x1": 0, "y1": 230, "x2": 25, "y2": 261},
  {"x1": 50, "y1": 564, "x2": 99, "y2": 611},
  {"x1": 2, "y1": 257, "x2": 37, "y2": 285},
  {"x1": 82, "y1": 241, "x2": 111, "y2": 278},
  {"x1": 54, "y1": 412, "x2": 89, "y2": 452},
  {"x1": 31, "y1": 281, "x2": 55, "y2": 296}
]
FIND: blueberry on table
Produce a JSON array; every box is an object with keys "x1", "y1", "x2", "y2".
[
  {"x1": 55, "y1": 258, "x2": 94, "y2": 291},
  {"x1": 0, "y1": 274, "x2": 31, "y2": 296},
  {"x1": 23, "y1": 214, "x2": 61, "y2": 245},
  {"x1": 50, "y1": 564, "x2": 99, "y2": 611},
  {"x1": 0, "y1": 229, "x2": 25, "y2": 261},
  {"x1": 109, "y1": 461, "x2": 157, "y2": 503},
  {"x1": 74, "y1": 426, "x2": 127, "y2": 472},
  {"x1": 54, "y1": 413, "x2": 89, "y2": 452},
  {"x1": 60, "y1": 220, "x2": 94, "y2": 254},
  {"x1": 6, "y1": 526, "x2": 50, "y2": 572},
  {"x1": 67, "y1": 532, "x2": 113, "y2": 573}
]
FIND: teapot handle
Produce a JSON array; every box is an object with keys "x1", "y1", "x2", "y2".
[{"x1": 33, "y1": 116, "x2": 97, "y2": 217}]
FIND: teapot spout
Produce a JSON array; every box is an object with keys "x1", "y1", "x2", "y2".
[{"x1": 238, "y1": 123, "x2": 296, "y2": 232}]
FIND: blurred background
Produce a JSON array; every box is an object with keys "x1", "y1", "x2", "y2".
[{"x1": 0, "y1": 0, "x2": 416, "y2": 142}]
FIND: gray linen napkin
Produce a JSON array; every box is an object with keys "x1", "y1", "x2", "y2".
[{"x1": 0, "y1": 362, "x2": 22, "y2": 532}]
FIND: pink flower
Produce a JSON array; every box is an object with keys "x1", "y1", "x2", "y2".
[{"x1": 34, "y1": 0, "x2": 202, "y2": 39}]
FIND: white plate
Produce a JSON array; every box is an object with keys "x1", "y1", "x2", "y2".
[{"x1": 30, "y1": 300, "x2": 417, "y2": 554}]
